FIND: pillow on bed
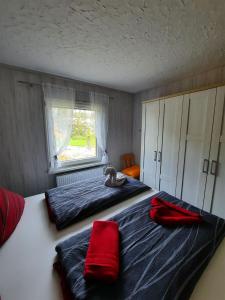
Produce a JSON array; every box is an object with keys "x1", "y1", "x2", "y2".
[{"x1": 0, "y1": 188, "x2": 25, "y2": 246}]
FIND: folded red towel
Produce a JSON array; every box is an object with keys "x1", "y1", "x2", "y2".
[
  {"x1": 150, "y1": 197, "x2": 202, "y2": 226},
  {"x1": 84, "y1": 220, "x2": 120, "y2": 283}
]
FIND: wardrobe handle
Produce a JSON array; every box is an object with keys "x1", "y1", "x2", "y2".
[
  {"x1": 158, "y1": 151, "x2": 162, "y2": 162},
  {"x1": 202, "y1": 159, "x2": 209, "y2": 174},
  {"x1": 210, "y1": 160, "x2": 218, "y2": 176},
  {"x1": 153, "y1": 151, "x2": 157, "y2": 162}
]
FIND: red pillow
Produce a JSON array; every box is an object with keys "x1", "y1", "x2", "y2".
[{"x1": 0, "y1": 188, "x2": 25, "y2": 246}]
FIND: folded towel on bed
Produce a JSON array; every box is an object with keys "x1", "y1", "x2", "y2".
[
  {"x1": 84, "y1": 220, "x2": 120, "y2": 283},
  {"x1": 150, "y1": 197, "x2": 202, "y2": 226},
  {"x1": 104, "y1": 167, "x2": 127, "y2": 187}
]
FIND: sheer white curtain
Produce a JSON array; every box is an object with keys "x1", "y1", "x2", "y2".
[
  {"x1": 43, "y1": 83, "x2": 75, "y2": 169},
  {"x1": 90, "y1": 92, "x2": 109, "y2": 164}
]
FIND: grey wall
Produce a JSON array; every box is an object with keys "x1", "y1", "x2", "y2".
[
  {"x1": 0, "y1": 64, "x2": 133, "y2": 197},
  {"x1": 133, "y1": 65, "x2": 225, "y2": 163}
]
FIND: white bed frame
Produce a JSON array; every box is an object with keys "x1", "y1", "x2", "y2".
[{"x1": 0, "y1": 190, "x2": 225, "y2": 300}]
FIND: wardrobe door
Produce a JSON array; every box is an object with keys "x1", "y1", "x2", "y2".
[
  {"x1": 140, "y1": 104, "x2": 146, "y2": 182},
  {"x1": 158, "y1": 96, "x2": 183, "y2": 196},
  {"x1": 211, "y1": 128, "x2": 225, "y2": 218},
  {"x1": 178, "y1": 89, "x2": 216, "y2": 208},
  {"x1": 155, "y1": 100, "x2": 164, "y2": 190},
  {"x1": 210, "y1": 86, "x2": 225, "y2": 218},
  {"x1": 204, "y1": 86, "x2": 225, "y2": 213},
  {"x1": 141, "y1": 101, "x2": 160, "y2": 188}
]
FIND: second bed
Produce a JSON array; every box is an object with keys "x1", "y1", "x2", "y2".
[{"x1": 45, "y1": 175, "x2": 150, "y2": 229}]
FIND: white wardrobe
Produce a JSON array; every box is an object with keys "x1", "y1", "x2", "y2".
[{"x1": 140, "y1": 85, "x2": 225, "y2": 218}]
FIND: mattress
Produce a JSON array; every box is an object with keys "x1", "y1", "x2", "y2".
[
  {"x1": 55, "y1": 191, "x2": 225, "y2": 300},
  {"x1": 45, "y1": 175, "x2": 150, "y2": 229},
  {"x1": 1, "y1": 190, "x2": 225, "y2": 300}
]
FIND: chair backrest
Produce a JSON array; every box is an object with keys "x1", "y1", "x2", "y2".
[{"x1": 121, "y1": 153, "x2": 136, "y2": 169}]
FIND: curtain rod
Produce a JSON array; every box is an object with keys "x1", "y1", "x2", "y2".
[
  {"x1": 17, "y1": 80, "x2": 114, "y2": 99},
  {"x1": 18, "y1": 80, "x2": 41, "y2": 87}
]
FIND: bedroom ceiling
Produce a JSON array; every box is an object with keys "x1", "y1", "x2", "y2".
[{"x1": 0, "y1": 0, "x2": 225, "y2": 93}]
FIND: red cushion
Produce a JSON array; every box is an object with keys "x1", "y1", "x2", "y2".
[
  {"x1": 84, "y1": 220, "x2": 120, "y2": 283},
  {"x1": 0, "y1": 188, "x2": 25, "y2": 246}
]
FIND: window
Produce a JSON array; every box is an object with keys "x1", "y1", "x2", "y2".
[
  {"x1": 43, "y1": 84, "x2": 109, "y2": 172},
  {"x1": 57, "y1": 108, "x2": 98, "y2": 164}
]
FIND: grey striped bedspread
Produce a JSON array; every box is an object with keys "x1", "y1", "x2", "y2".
[
  {"x1": 55, "y1": 191, "x2": 225, "y2": 300},
  {"x1": 45, "y1": 176, "x2": 150, "y2": 230}
]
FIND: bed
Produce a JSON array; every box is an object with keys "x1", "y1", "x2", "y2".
[
  {"x1": 0, "y1": 190, "x2": 225, "y2": 300},
  {"x1": 55, "y1": 191, "x2": 225, "y2": 300},
  {"x1": 45, "y1": 175, "x2": 150, "y2": 229}
]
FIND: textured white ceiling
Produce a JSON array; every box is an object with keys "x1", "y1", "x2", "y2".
[{"x1": 1, "y1": 0, "x2": 225, "y2": 93}]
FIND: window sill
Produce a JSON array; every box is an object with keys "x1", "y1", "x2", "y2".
[{"x1": 49, "y1": 161, "x2": 106, "y2": 175}]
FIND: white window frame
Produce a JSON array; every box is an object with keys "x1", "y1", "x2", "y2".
[{"x1": 44, "y1": 101, "x2": 102, "y2": 174}]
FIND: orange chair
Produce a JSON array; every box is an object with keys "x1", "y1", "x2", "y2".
[{"x1": 121, "y1": 153, "x2": 140, "y2": 179}]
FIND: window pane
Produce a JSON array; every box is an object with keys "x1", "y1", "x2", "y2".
[
  {"x1": 52, "y1": 107, "x2": 73, "y2": 152},
  {"x1": 58, "y1": 109, "x2": 97, "y2": 162}
]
